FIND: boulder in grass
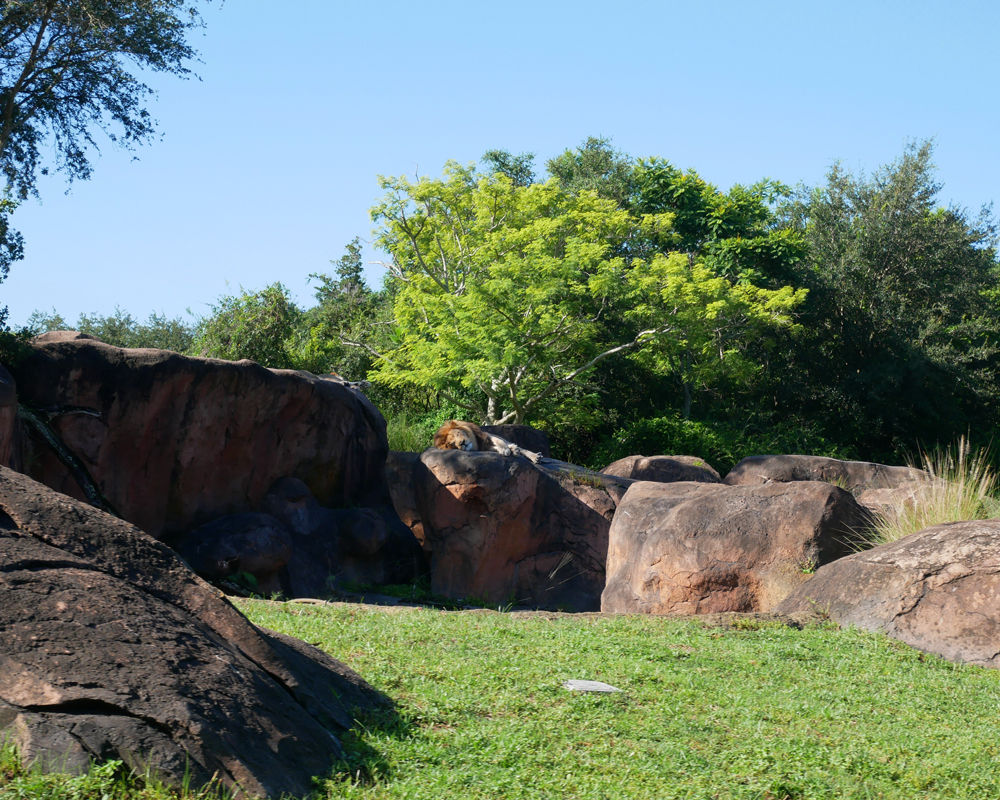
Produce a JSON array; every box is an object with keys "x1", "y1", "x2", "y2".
[
  {"x1": 723, "y1": 455, "x2": 926, "y2": 492},
  {"x1": 0, "y1": 466, "x2": 389, "y2": 798},
  {"x1": 601, "y1": 454, "x2": 721, "y2": 484},
  {"x1": 601, "y1": 480, "x2": 867, "y2": 615},
  {"x1": 775, "y1": 520, "x2": 1000, "y2": 669}
]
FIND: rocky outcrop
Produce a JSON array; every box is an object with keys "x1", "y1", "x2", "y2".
[
  {"x1": 601, "y1": 481, "x2": 867, "y2": 615},
  {"x1": 11, "y1": 332, "x2": 395, "y2": 540},
  {"x1": 0, "y1": 466, "x2": 389, "y2": 798},
  {"x1": 415, "y1": 451, "x2": 632, "y2": 611},
  {"x1": 724, "y1": 455, "x2": 926, "y2": 491},
  {"x1": 601, "y1": 454, "x2": 721, "y2": 483},
  {"x1": 775, "y1": 521, "x2": 1000, "y2": 669}
]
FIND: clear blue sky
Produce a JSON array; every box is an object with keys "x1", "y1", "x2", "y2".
[{"x1": 5, "y1": 0, "x2": 999, "y2": 328}]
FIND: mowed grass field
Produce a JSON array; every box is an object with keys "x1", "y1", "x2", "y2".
[
  {"x1": 4, "y1": 600, "x2": 1000, "y2": 800},
  {"x1": 245, "y1": 601, "x2": 1000, "y2": 800}
]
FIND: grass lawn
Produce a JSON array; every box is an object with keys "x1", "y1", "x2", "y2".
[{"x1": 5, "y1": 601, "x2": 1000, "y2": 799}]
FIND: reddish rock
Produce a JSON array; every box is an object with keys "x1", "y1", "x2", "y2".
[
  {"x1": 775, "y1": 521, "x2": 1000, "y2": 668},
  {"x1": 0, "y1": 466, "x2": 389, "y2": 798},
  {"x1": 415, "y1": 451, "x2": 632, "y2": 611},
  {"x1": 386, "y1": 450, "x2": 428, "y2": 554},
  {"x1": 601, "y1": 481, "x2": 866, "y2": 615},
  {"x1": 724, "y1": 454, "x2": 926, "y2": 491},
  {"x1": 11, "y1": 332, "x2": 396, "y2": 540},
  {"x1": 601, "y1": 454, "x2": 721, "y2": 483}
]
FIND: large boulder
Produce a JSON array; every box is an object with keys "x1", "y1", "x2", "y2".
[
  {"x1": 11, "y1": 332, "x2": 395, "y2": 540},
  {"x1": 724, "y1": 454, "x2": 926, "y2": 492},
  {"x1": 601, "y1": 480, "x2": 867, "y2": 615},
  {"x1": 0, "y1": 466, "x2": 389, "y2": 798},
  {"x1": 601, "y1": 454, "x2": 721, "y2": 484},
  {"x1": 415, "y1": 451, "x2": 632, "y2": 611},
  {"x1": 775, "y1": 521, "x2": 1000, "y2": 668}
]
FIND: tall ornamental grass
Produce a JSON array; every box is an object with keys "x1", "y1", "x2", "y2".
[{"x1": 863, "y1": 437, "x2": 998, "y2": 547}]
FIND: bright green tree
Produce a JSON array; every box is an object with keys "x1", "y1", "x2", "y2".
[
  {"x1": 626, "y1": 253, "x2": 807, "y2": 419},
  {"x1": 369, "y1": 163, "x2": 675, "y2": 426}
]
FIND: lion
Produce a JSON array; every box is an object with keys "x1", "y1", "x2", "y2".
[{"x1": 432, "y1": 420, "x2": 542, "y2": 463}]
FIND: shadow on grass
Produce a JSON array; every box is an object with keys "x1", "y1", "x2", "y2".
[{"x1": 324, "y1": 706, "x2": 415, "y2": 788}]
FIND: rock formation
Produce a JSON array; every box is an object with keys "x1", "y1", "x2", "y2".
[
  {"x1": 775, "y1": 520, "x2": 1000, "y2": 668},
  {"x1": 0, "y1": 466, "x2": 389, "y2": 798},
  {"x1": 724, "y1": 454, "x2": 926, "y2": 491},
  {"x1": 11, "y1": 332, "x2": 395, "y2": 540},
  {"x1": 414, "y1": 450, "x2": 632, "y2": 611},
  {"x1": 601, "y1": 454, "x2": 721, "y2": 483},
  {"x1": 602, "y1": 480, "x2": 867, "y2": 615}
]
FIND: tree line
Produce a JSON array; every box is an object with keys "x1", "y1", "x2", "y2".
[{"x1": 22, "y1": 138, "x2": 1000, "y2": 472}]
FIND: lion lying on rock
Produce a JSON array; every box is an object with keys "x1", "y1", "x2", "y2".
[{"x1": 433, "y1": 420, "x2": 542, "y2": 463}]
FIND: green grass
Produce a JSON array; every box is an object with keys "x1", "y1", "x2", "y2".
[
  {"x1": 8, "y1": 602, "x2": 1000, "y2": 799},
  {"x1": 862, "y1": 437, "x2": 1000, "y2": 547}
]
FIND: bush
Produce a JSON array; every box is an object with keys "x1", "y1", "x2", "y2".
[
  {"x1": 589, "y1": 414, "x2": 853, "y2": 475},
  {"x1": 193, "y1": 283, "x2": 299, "y2": 368}
]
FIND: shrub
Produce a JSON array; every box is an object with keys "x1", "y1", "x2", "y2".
[{"x1": 589, "y1": 414, "x2": 851, "y2": 475}]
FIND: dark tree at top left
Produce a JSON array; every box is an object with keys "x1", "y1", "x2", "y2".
[{"x1": 0, "y1": 0, "x2": 211, "y2": 322}]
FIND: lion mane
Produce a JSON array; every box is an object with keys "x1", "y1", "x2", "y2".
[{"x1": 432, "y1": 420, "x2": 541, "y2": 463}]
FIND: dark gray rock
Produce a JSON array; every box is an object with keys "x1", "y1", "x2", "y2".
[{"x1": 0, "y1": 466, "x2": 389, "y2": 798}]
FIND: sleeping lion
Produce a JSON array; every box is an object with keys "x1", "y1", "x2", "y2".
[{"x1": 433, "y1": 420, "x2": 542, "y2": 463}]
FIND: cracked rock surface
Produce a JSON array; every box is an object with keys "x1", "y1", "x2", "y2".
[
  {"x1": 601, "y1": 481, "x2": 866, "y2": 615},
  {"x1": 0, "y1": 467, "x2": 390, "y2": 798},
  {"x1": 775, "y1": 520, "x2": 1000, "y2": 668}
]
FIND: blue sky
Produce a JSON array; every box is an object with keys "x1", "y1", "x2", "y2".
[{"x1": 5, "y1": 0, "x2": 999, "y2": 328}]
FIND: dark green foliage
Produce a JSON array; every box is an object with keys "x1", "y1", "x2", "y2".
[
  {"x1": 589, "y1": 414, "x2": 851, "y2": 475},
  {"x1": 77, "y1": 309, "x2": 194, "y2": 352},
  {"x1": 774, "y1": 140, "x2": 1000, "y2": 460},
  {"x1": 0, "y1": 0, "x2": 208, "y2": 200},
  {"x1": 295, "y1": 237, "x2": 386, "y2": 379},
  {"x1": 546, "y1": 135, "x2": 634, "y2": 208},
  {"x1": 633, "y1": 158, "x2": 808, "y2": 284},
  {"x1": 481, "y1": 149, "x2": 536, "y2": 187},
  {"x1": 193, "y1": 283, "x2": 300, "y2": 368}
]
